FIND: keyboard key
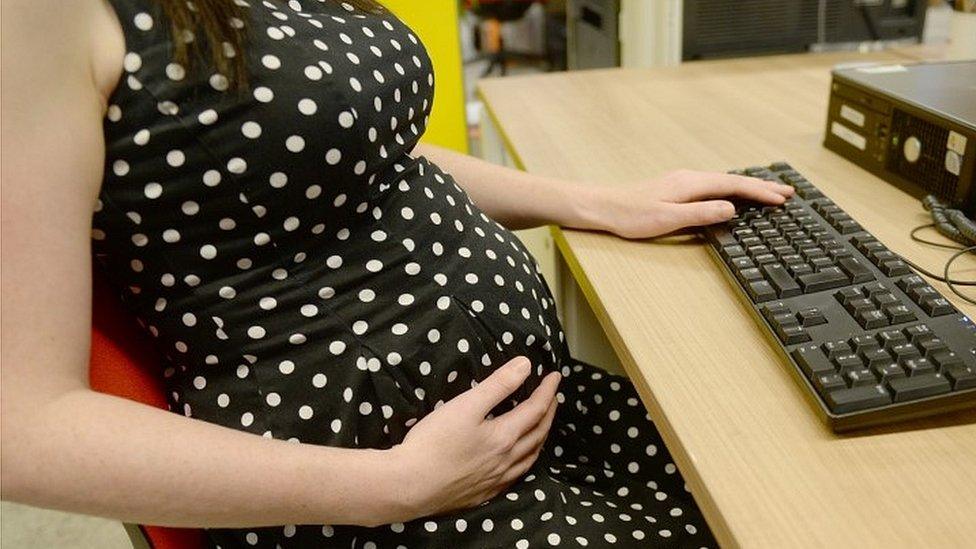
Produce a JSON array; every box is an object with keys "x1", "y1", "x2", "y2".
[
  {"x1": 747, "y1": 245, "x2": 771, "y2": 257},
  {"x1": 857, "y1": 309, "x2": 889, "y2": 329},
  {"x1": 722, "y1": 245, "x2": 746, "y2": 260},
  {"x1": 889, "y1": 343, "x2": 921, "y2": 363},
  {"x1": 737, "y1": 267, "x2": 764, "y2": 283},
  {"x1": 887, "y1": 373, "x2": 951, "y2": 402},
  {"x1": 814, "y1": 373, "x2": 846, "y2": 394},
  {"x1": 834, "y1": 353, "x2": 864, "y2": 374},
  {"x1": 851, "y1": 234, "x2": 878, "y2": 250},
  {"x1": 861, "y1": 348, "x2": 892, "y2": 368},
  {"x1": 758, "y1": 263, "x2": 800, "y2": 298},
  {"x1": 810, "y1": 257, "x2": 834, "y2": 271},
  {"x1": 731, "y1": 256, "x2": 755, "y2": 270},
  {"x1": 747, "y1": 280, "x2": 777, "y2": 303},
  {"x1": 846, "y1": 368, "x2": 877, "y2": 387},
  {"x1": 869, "y1": 250, "x2": 897, "y2": 266},
  {"x1": 896, "y1": 274, "x2": 925, "y2": 292},
  {"x1": 902, "y1": 357, "x2": 936, "y2": 377},
  {"x1": 771, "y1": 312, "x2": 796, "y2": 328},
  {"x1": 929, "y1": 350, "x2": 964, "y2": 370},
  {"x1": 849, "y1": 335, "x2": 880, "y2": 354},
  {"x1": 921, "y1": 297, "x2": 955, "y2": 317},
  {"x1": 876, "y1": 330, "x2": 908, "y2": 349},
  {"x1": 802, "y1": 247, "x2": 827, "y2": 261},
  {"x1": 792, "y1": 345, "x2": 835, "y2": 378},
  {"x1": 884, "y1": 305, "x2": 916, "y2": 325},
  {"x1": 776, "y1": 324, "x2": 811, "y2": 345},
  {"x1": 798, "y1": 267, "x2": 848, "y2": 293},
  {"x1": 797, "y1": 186, "x2": 825, "y2": 200},
  {"x1": 862, "y1": 282, "x2": 889, "y2": 296},
  {"x1": 822, "y1": 340, "x2": 852, "y2": 359},
  {"x1": 760, "y1": 301, "x2": 790, "y2": 320},
  {"x1": 826, "y1": 384, "x2": 891, "y2": 414},
  {"x1": 880, "y1": 259, "x2": 911, "y2": 277},
  {"x1": 873, "y1": 363, "x2": 906, "y2": 382},
  {"x1": 796, "y1": 307, "x2": 827, "y2": 327},
  {"x1": 834, "y1": 287, "x2": 864, "y2": 305},
  {"x1": 871, "y1": 292, "x2": 900, "y2": 309},
  {"x1": 835, "y1": 219, "x2": 862, "y2": 234},
  {"x1": 908, "y1": 285, "x2": 939, "y2": 304},
  {"x1": 918, "y1": 337, "x2": 949, "y2": 358},
  {"x1": 943, "y1": 364, "x2": 976, "y2": 390},
  {"x1": 828, "y1": 247, "x2": 854, "y2": 261},
  {"x1": 787, "y1": 263, "x2": 813, "y2": 277},
  {"x1": 845, "y1": 297, "x2": 874, "y2": 314},
  {"x1": 903, "y1": 324, "x2": 934, "y2": 343},
  {"x1": 837, "y1": 257, "x2": 875, "y2": 283}
]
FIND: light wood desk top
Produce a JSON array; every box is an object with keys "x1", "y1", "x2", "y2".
[{"x1": 478, "y1": 50, "x2": 976, "y2": 548}]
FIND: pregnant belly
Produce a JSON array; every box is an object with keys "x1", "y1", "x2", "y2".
[{"x1": 167, "y1": 158, "x2": 568, "y2": 448}]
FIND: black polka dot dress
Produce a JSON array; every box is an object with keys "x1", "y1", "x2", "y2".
[{"x1": 93, "y1": 1, "x2": 718, "y2": 547}]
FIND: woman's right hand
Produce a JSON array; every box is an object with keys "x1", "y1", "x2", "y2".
[{"x1": 391, "y1": 356, "x2": 561, "y2": 520}]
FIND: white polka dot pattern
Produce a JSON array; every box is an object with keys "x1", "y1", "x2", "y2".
[{"x1": 94, "y1": 1, "x2": 715, "y2": 547}]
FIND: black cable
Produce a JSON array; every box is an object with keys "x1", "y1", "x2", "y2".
[
  {"x1": 895, "y1": 252, "x2": 976, "y2": 286},
  {"x1": 909, "y1": 223, "x2": 967, "y2": 250},
  {"x1": 945, "y1": 246, "x2": 976, "y2": 305}
]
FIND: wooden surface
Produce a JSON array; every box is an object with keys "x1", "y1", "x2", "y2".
[{"x1": 478, "y1": 49, "x2": 976, "y2": 549}]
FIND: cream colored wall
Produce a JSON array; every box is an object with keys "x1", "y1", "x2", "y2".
[{"x1": 619, "y1": 0, "x2": 683, "y2": 68}]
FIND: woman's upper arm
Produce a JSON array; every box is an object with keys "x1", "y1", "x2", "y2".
[{"x1": 1, "y1": 1, "x2": 114, "y2": 409}]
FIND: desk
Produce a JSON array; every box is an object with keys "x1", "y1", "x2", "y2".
[{"x1": 477, "y1": 50, "x2": 976, "y2": 548}]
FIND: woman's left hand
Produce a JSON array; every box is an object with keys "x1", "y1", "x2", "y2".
[{"x1": 578, "y1": 169, "x2": 795, "y2": 239}]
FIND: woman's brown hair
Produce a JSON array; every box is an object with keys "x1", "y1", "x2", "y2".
[{"x1": 157, "y1": 0, "x2": 383, "y2": 89}]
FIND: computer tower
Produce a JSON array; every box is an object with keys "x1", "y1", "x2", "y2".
[{"x1": 823, "y1": 61, "x2": 976, "y2": 216}]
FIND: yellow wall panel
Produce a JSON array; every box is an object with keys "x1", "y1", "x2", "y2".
[{"x1": 382, "y1": 1, "x2": 470, "y2": 153}]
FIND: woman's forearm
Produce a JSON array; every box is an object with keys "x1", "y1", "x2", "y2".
[
  {"x1": 0, "y1": 388, "x2": 416, "y2": 528},
  {"x1": 412, "y1": 142, "x2": 605, "y2": 231}
]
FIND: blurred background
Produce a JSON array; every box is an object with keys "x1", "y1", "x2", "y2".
[{"x1": 3, "y1": 0, "x2": 971, "y2": 547}]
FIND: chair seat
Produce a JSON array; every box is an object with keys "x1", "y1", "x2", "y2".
[{"x1": 90, "y1": 267, "x2": 207, "y2": 549}]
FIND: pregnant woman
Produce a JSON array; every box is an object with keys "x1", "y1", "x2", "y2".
[{"x1": 1, "y1": 0, "x2": 793, "y2": 547}]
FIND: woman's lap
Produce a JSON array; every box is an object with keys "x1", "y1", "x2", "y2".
[{"x1": 208, "y1": 360, "x2": 717, "y2": 548}]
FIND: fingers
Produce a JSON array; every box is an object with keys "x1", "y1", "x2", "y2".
[
  {"x1": 491, "y1": 371, "x2": 560, "y2": 438},
  {"x1": 651, "y1": 200, "x2": 735, "y2": 234},
  {"x1": 456, "y1": 356, "x2": 532, "y2": 418},
  {"x1": 508, "y1": 395, "x2": 558, "y2": 461},
  {"x1": 500, "y1": 414, "x2": 552, "y2": 486},
  {"x1": 670, "y1": 172, "x2": 794, "y2": 204}
]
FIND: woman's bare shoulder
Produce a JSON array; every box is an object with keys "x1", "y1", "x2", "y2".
[{"x1": 1, "y1": 0, "x2": 125, "y2": 110}]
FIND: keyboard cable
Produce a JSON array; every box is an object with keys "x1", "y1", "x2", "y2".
[{"x1": 894, "y1": 223, "x2": 976, "y2": 306}]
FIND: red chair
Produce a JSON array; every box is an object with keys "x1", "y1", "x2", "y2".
[{"x1": 89, "y1": 265, "x2": 207, "y2": 549}]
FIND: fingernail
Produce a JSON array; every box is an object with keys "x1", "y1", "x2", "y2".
[{"x1": 515, "y1": 357, "x2": 531, "y2": 374}]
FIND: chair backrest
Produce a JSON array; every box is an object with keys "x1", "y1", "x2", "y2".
[{"x1": 89, "y1": 266, "x2": 207, "y2": 549}]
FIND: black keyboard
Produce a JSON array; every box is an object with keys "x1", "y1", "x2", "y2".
[{"x1": 704, "y1": 162, "x2": 976, "y2": 431}]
